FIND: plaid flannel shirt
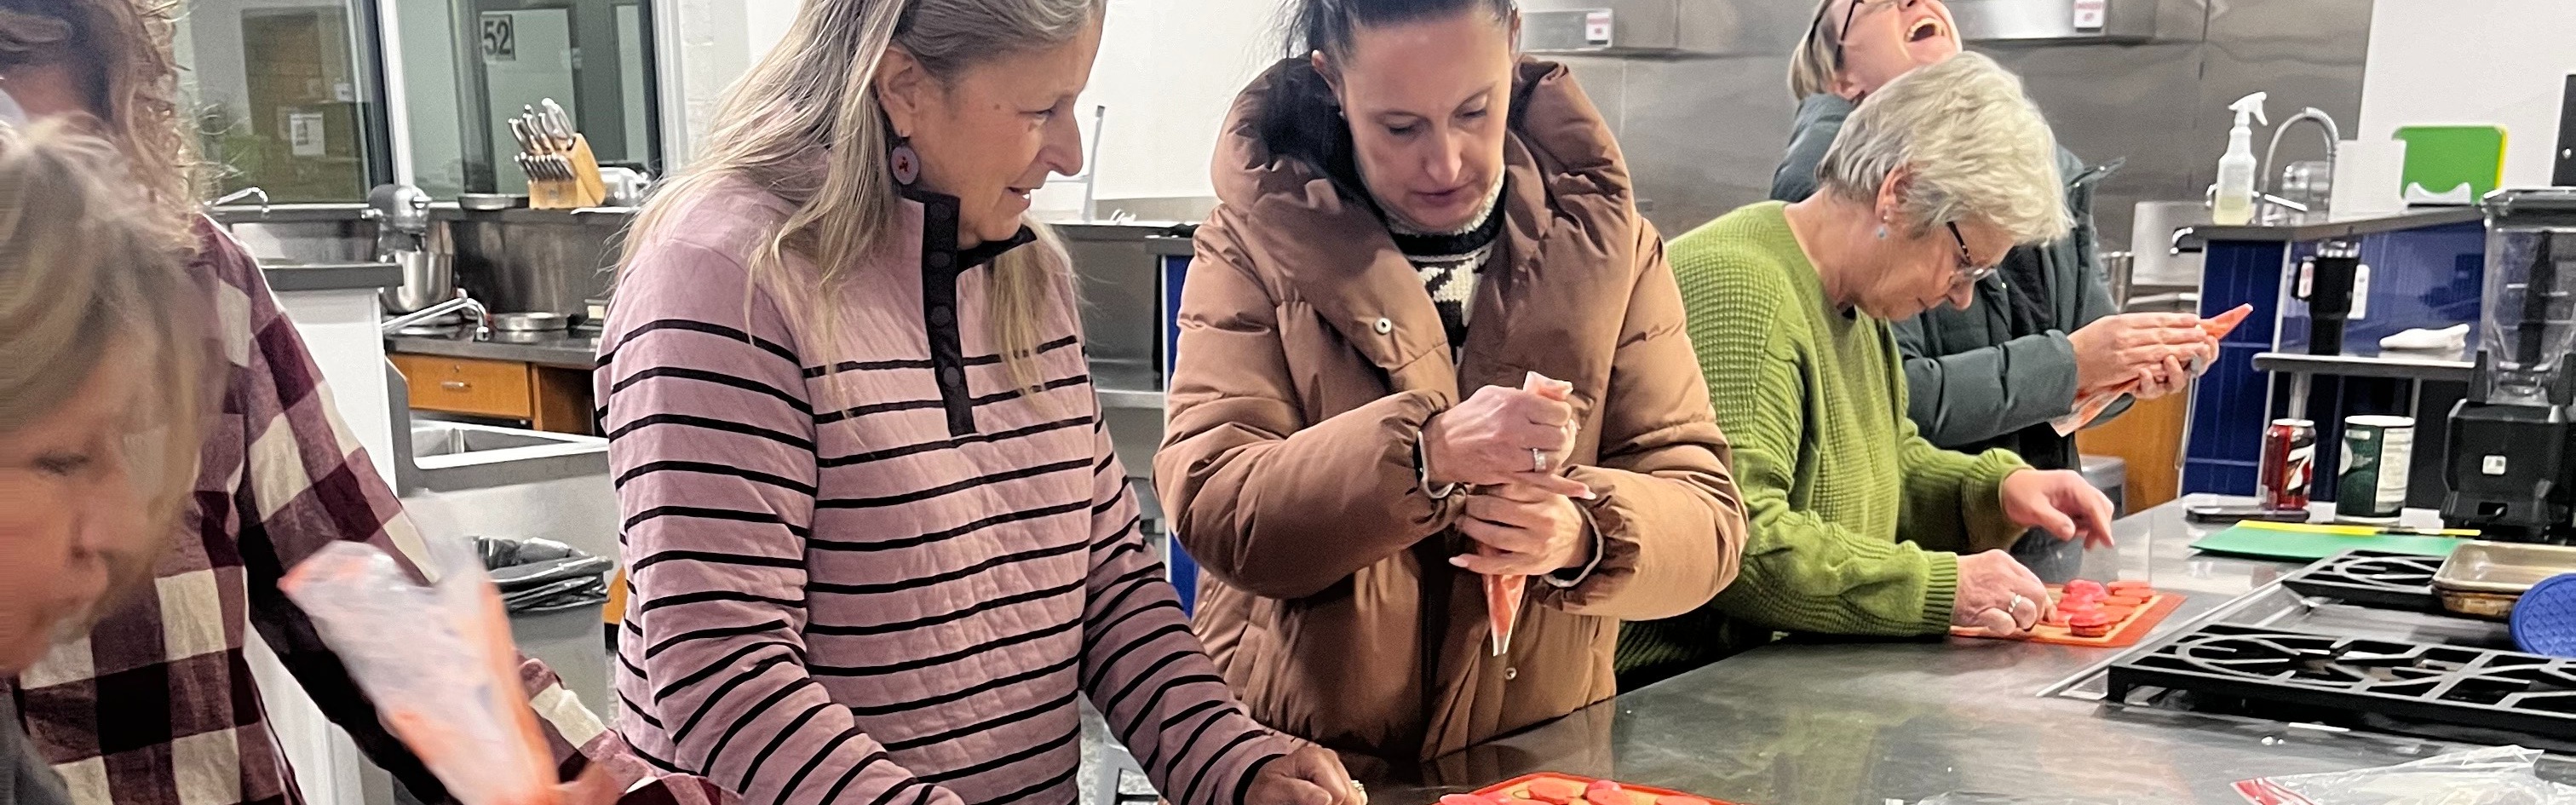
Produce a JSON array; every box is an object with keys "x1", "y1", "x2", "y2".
[{"x1": 3, "y1": 221, "x2": 714, "y2": 805}]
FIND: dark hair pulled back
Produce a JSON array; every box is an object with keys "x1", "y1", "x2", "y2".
[{"x1": 1281, "y1": 0, "x2": 1515, "y2": 60}]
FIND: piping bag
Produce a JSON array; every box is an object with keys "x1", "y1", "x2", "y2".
[
  {"x1": 1487, "y1": 371, "x2": 1575, "y2": 657},
  {"x1": 281, "y1": 542, "x2": 608, "y2": 805},
  {"x1": 2050, "y1": 304, "x2": 2252, "y2": 435}
]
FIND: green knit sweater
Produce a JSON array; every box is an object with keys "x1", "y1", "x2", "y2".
[{"x1": 1616, "y1": 202, "x2": 2029, "y2": 683}]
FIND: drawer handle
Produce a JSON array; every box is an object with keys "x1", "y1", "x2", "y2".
[{"x1": 440, "y1": 381, "x2": 471, "y2": 392}]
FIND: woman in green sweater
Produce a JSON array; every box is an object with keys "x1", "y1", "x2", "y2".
[{"x1": 1617, "y1": 52, "x2": 2117, "y2": 687}]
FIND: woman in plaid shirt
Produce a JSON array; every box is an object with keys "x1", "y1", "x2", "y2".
[
  {"x1": 0, "y1": 3, "x2": 679, "y2": 805},
  {"x1": 0, "y1": 124, "x2": 213, "y2": 805}
]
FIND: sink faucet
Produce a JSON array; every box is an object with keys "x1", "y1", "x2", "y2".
[
  {"x1": 211, "y1": 187, "x2": 270, "y2": 216},
  {"x1": 2262, "y1": 109, "x2": 2342, "y2": 216}
]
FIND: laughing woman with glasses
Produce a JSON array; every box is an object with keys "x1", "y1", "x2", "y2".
[{"x1": 1613, "y1": 53, "x2": 2117, "y2": 688}]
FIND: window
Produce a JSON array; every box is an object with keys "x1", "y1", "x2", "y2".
[
  {"x1": 395, "y1": 0, "x2": 662, "y2": 197},
  {"x1": 177, "y1": 0, "x2": 395, "y2": 203}
]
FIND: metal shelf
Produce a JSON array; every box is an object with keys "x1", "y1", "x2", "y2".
[
  {"x1": 2252, "y1": 351, "x2": 2473, "y2": 382},
  {"x1": 1095, "y1": 388, "x2": 1165, "y2": 411}
]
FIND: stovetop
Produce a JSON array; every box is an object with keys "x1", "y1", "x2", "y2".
[
  {"x1": 2276, "y1": 550, "x2": 2444, "y2": 612},
  {"x1": 2108, "y1": 623, "x2": 2576, "y2": 742},
  {"x1": 2061, "y1": 549, "x2": 2576, "y2": 753}
]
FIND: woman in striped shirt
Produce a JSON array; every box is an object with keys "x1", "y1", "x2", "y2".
[{"x1": 596, "y1": 2, "x2": 1360, "y2": 805}]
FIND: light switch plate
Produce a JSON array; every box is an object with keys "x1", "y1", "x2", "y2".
[{"x1": 2072, "y1": 0, "x2": 2107, "y2": 29}]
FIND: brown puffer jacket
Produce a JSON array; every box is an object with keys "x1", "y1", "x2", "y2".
[{"x1": 1153, "y1": 56, "x2": 1750, "y2": 762}]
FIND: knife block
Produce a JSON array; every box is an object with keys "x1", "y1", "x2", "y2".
[{"x1": 529, "y1": 135, "x2": 609, "y2": 210}]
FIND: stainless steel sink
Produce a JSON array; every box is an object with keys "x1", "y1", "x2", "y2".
[
  {"x1": 411, "y1": 422, "x2": 593, "y2": 458},
  {"x1": 385, "y1": 361, "x2": 608, "y2": 494},
  {"x1": 398, "y1": 419, "x2": 608, "y2": 493}
]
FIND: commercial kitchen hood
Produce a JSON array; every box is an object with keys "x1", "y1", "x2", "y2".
[
  {"x1": 1948, "y1": 0, "x2": 2155, "y2": 43},
  {"x1": 1519, "y1": 0, "x2": 2153, "y2": 58},
  {"x1": 1517, "y1": 1, "x2": 1810, "y2": 58}
]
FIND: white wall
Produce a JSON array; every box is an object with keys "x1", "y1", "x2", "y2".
[
  {"x1": 1076, "y1": 0, "x2": 1276, "y2": 201},
  {"x1": 659, "y1": 0, "x2": 796, "y2": 164},
  {"x1": 2359, "y1": 0, "x2": 2576, "y2": 189},
  {"x1": 658, "y1": 0, "x2": 1271, "y2": 204}
]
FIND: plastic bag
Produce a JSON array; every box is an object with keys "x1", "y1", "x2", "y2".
[
  {"x1": 282, "y1": 541, "x2": 587, "y2": 805},
  {"x1": 2233, "y1": 745, "x2": 2576, "y2": 805},
  {"x1": 2050, "y1": 304, "x2": 2254, "y2": 436},
  {"x1": 1486, "y1": 371, "x2": 1574, "y2": 656}
]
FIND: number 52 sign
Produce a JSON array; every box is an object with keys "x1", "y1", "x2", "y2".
[{"x1": 480, "y1": 13, "x2": 515, "y2": 61}]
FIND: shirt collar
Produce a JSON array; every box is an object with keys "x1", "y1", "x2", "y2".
[{"x1": 901, "y1": 185, "x2": 1038, "y2": 274}]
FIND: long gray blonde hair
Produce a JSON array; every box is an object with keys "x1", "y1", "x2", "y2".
[{"x1": 625, "y1": 0, "x2": 1099, "y2": 392}]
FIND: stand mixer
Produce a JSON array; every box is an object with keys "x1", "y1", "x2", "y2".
[
  {"x1": 368, "y1": 183, "x2": 469, "y2": 331},
  {"x1": 2444, "y1": 188, "x2": 2576, "y2": 543}
]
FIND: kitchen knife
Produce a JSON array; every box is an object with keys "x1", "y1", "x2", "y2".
[
  {"x1": 507, "y1": 118, "x2": 538, "y2": 156},
  {"x1": 540, "y1": 99, "x2": 573, "y2": 140}
]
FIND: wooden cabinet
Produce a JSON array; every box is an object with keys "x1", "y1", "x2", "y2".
[
  {"x1": 390, "y1": 354, "x2": 596, "y2": 434},
  {"x1": 2079, "y1": 393, "x2": 2190, "y2": 512},
  {"x1": 392, "y1": 354, "x2": 531, "y2": 419}
]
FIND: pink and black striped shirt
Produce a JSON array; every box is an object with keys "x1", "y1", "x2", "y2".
[{"x1": 597, "y1": 179, "x2": 1291, "y2": 805}]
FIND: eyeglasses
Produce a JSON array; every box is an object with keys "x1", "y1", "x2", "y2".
[
  {"x1": 1947, "y1": 221, "x2": 1999, "y2": 287},
  {"x1": 1807, "y1": 0, "x2": 1917, "y2": 67}
]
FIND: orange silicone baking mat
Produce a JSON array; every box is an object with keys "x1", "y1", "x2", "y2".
[
  {"x1": 1947, "y1": 584, "x2": 2187, "y2": 648},
  {"x1": 1461, "y1": 773, "x2": 1741, "y2": 805}
]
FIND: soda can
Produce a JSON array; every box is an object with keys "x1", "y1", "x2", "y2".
[
  {"x1": 2259, "y1": 418, "x2": 2317, "y2": 511},
  {"x1": 2337, "y1": 415, "x2": 2416, "y2": 520}
]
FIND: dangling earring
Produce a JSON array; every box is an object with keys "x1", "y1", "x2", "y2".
[
  {"x1": 1875, "y1": 224, "x2": 1889, "y2": 239},
  {"x1": 889, "y1": 135, "x2": 921, "y2": 187}
]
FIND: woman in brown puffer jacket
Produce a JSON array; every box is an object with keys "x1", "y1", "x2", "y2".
[{"x1": 1153, "y1": 0, "x2": 1751, "y2": 762}]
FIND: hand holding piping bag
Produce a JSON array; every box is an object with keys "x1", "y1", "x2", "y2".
[
  {"x1": 1479, "y1": 371, "x2": 1578, "y2": 657},
  {"x1": 2051, "y1": 304, "x2": 2253, "y2": 435}
]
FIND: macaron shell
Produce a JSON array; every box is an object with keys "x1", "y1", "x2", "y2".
[{"x1": 1529, "y1": 779, "x2": 1584, "y2": 804}]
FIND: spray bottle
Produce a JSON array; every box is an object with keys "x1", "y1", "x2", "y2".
[{"x1": 2213, "y1": 92, "x2": 2269, "y2": 225}]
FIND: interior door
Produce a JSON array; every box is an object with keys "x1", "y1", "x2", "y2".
[{"x1": 478, "y1": 6, "x2": 578, "y2": 193}]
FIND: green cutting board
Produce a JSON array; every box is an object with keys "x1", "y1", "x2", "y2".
[
  {"x1": 2188, "y1": 525, "x2": 2467, "y2": 561},
  {"x1": 2393, "y1": 125, "x2": 2506, "y2": 204}
]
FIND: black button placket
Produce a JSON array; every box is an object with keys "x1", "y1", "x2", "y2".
[{"x1": 917, "y1": 194, "x2": 979, "y2": 437}]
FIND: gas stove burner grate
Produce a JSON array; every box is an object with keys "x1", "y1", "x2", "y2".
[
  {"x1": 2277, "y1": 549, "x2": 2443, "y2": 612},
  {"x1": 2110, "y1": 623, "x2": 2576, "y2": 739}
]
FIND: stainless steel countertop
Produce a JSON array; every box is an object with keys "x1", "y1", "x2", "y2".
[
  {"x1": 386, "y1": 331, "x2": 600, "y2": 369},
  {"x1": 1348, "y1": 496, "x2": 2558, "y2": 804},
  {"x1": 2176, "y1": 207, "x2": 2485, "y2": 246}
]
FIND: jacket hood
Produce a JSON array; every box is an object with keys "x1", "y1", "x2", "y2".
[{"x1": 1210, "y1": 56, "x2": 1630, "y2": 231}]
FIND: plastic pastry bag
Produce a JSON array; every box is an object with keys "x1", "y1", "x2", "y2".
[
  {"x1": 282, "y1": 541, "x2": 595, "y2": 805},
  {"x1": 2051, "y1": 304, "x2": 2255, "y2": 435},
  {"x1": 2233, "y1": 745, "x2": 2576, "y2": 805},
  {"x1": 1486, "y1": 371, "x2": 1574, "y2": 656}
]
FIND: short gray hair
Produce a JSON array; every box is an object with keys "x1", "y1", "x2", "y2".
[{"x1": 1814, "y1": 52, "x2": 2069, "y2": 245}]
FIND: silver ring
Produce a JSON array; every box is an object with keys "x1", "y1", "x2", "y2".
[{"x1": 1531, "y1": 448, "x2": 1548, "y2": 473}]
